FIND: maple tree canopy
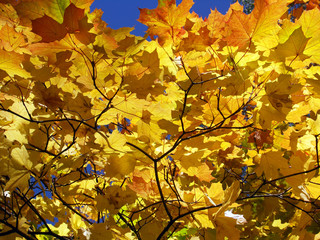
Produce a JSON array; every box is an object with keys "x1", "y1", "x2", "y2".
[{"x1": 0, "y1": 0, "x2": 320, "y2": 239}]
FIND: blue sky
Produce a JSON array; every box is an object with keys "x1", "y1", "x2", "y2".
[{"x1": 90, "y1": 0, "x2": 234, "y2": 36}]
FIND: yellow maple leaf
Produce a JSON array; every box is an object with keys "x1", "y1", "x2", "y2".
[
  {"x1": 256, "y1": 150, "x2": 289, "y2": 180},
  {"x1": 299, "y1": 8, "x2": 320, "y2": 63},
  {"x1": 70, "y1": 212, "x2": 87, "y2": 232},
  {"x1": 11, "y1": 145, "x2": 32, "y2": 170},
  {"x1": 105, "y1": 154, "x2": 136, "y2": 178},
  {"x1": 0, "y1": 49, "x2": 31, "y2": 78},
  {"x1": 306, "y1": 176, "x2": 320, "y2": 199},
  {"x1": 308, "y1": 115, "x2": 320, "y2": 135}
]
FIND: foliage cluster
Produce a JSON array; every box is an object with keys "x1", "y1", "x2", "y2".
[{"x1": 0, "y1": 0, "x2": 320, "y2": 239}]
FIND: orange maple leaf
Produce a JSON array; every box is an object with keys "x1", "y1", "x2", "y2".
[
  {"x1": 225, "y1": 0, "x2": 287, "y2": 49},
  {"x1": 138, "y1": 0, "x2": 193, "y2": 44}
]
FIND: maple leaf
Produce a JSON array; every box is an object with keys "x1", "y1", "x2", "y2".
[
  {"x1": 225, "y1": 0, "x2": 287, "y2": 49},
  {"x1": 0, "y1": 49, "x2": 31, "y2": 77},
  {"x1": 273, "y1": 25, "x2": 310, "y2": 66},
  {"x1": 299, "y1": 8, "x2": 320, "y2": 63},
  {"x1": 95, "y1": 185, "x2": 136, "y2": 214},
  {"x1": 33, "y1": 82, "x2": 65, "y2": 111},
  {"x1": 206, "y1": 8, "x2": 227, "y2": 40},
  {"x1": 15, "y1": 0, "x2": 70, "y2": 23},
  {"x1": 31, "y1": 3, "x2": 91, "y2": 43},
  {"x1": 87, "y1": 223, "x2": 113, "y2": 239},
  {"x1": 255, "y1": 150, "x2": 289, "y2": 180},
  {"x1": 0, "y1": 146, "x2": 33, "y2": 191},
  {"x1": 105, "y1": 154, "x2": 136, "y2": 178},
  {"x1": 32, "y1": 15, "x2": 67, "y2": 43},
  {"x1": 248, "y1": 129, "x2": 273, "y2": 149},
  {"x1": 70, "y1": 0, "x2": 94, "y2": 9},
  {"x1": 63, "y1": 3, "x2": 85, "y2": 33},
  {"x1": 187, "y1": 163, "x2": 214, "y2": 182},
  {"x1": 0, "y1": 24, "x2": 27, "y2": 52},
  {"x1": 215, "y1": 215, "x2": 241, "y2": 240},
  {"x1": 138, "y1": 0, "x2": 193, "y2": 44}
]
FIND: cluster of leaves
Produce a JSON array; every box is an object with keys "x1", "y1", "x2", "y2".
[{"x1": 0, "y1": 0, "x2": 320, "y2": 239}]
